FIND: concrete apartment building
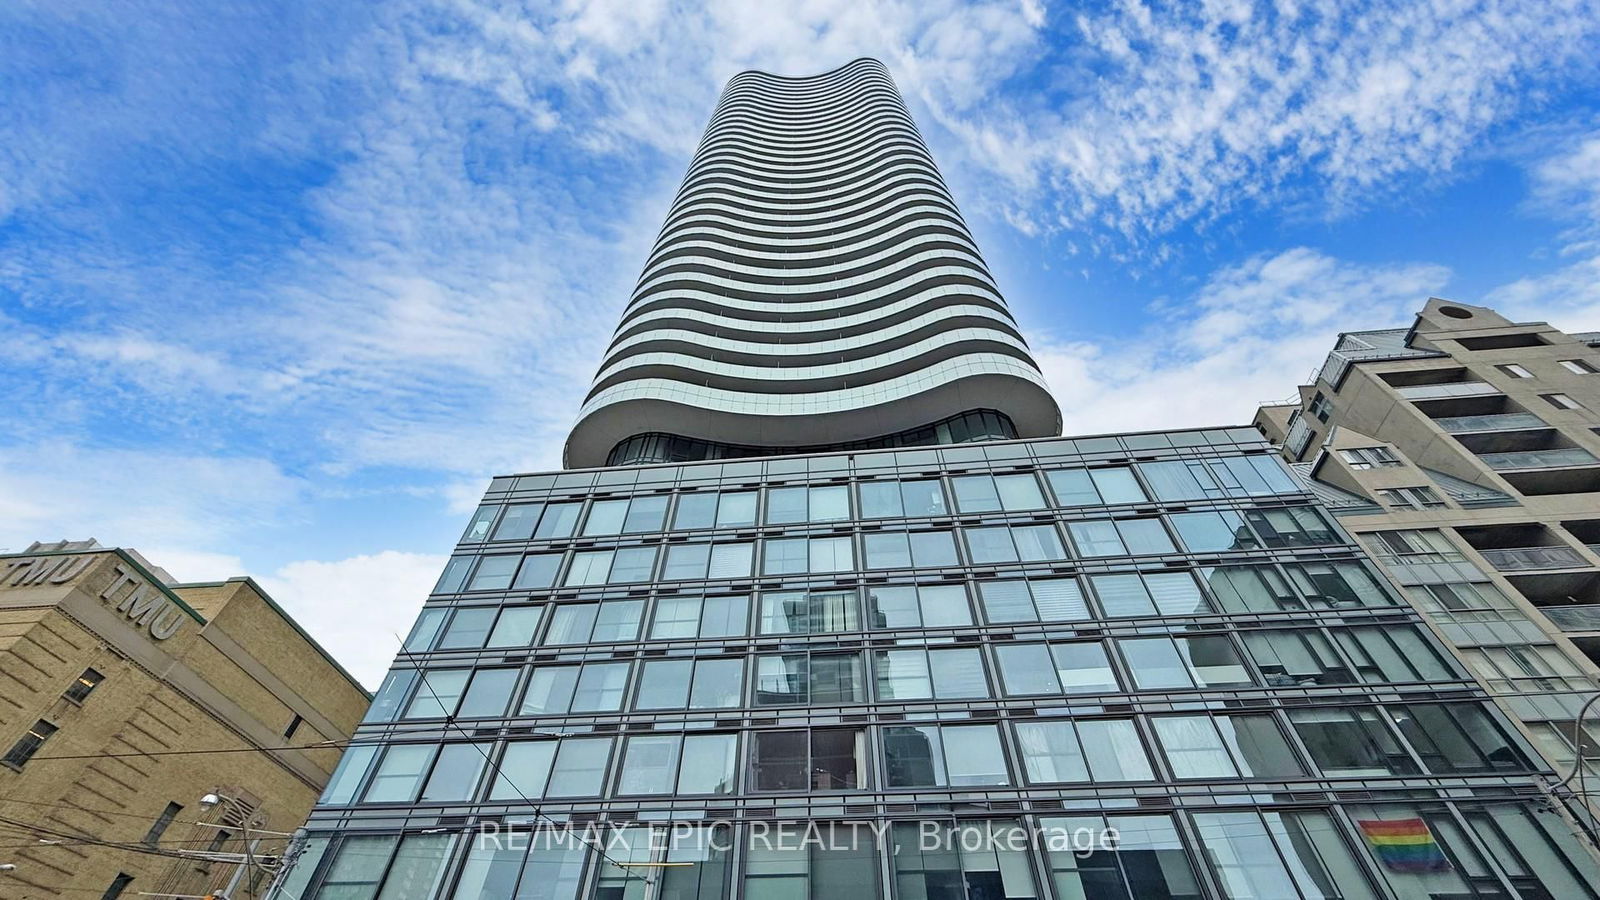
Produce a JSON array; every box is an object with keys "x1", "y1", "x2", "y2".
[
  {"x1": 0, "y1": 540, "x2": 370, "y2": 899},
  {"x1": 270, "y1": 62, "x2": 1600, "y2": 899},
  {"x1": 1256, "y1": 297, "x2": 1600, "y2": 787}
]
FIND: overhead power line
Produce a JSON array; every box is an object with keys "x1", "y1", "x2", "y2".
[{"x1": 24, "y1": 738, "x2": 354, "y2": 762}]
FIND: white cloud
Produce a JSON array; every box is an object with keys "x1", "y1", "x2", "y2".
[
  {"x1": 0, "y1": 442, "x2": 307, "y2": 558},
  {"x1": 919, "y1": 0, "x2": 1600, "y2": 239},
  {"x1": 1486, "y1": 253, "x2": 1600, "y2": 330},
  {"x1": 1034, "y1": 248, "x2": 1453, "y2": 434},
  {"x1": 258, "y1": 550, "x2": 446, "y2": 689},
  {"x1": 1482, "y1": 129, "x2": 1600, "y2": 330},
  {"x1": 1529, "y1": 132, "x2": 1600, "y2": 231}
]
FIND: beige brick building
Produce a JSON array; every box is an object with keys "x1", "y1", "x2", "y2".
[
  {"x1": 1256, "y1": 298, "x2": 1600, "y2": 791},
  {"x1": 0, "y1": 541, "x2": 369, "y2": 899}
]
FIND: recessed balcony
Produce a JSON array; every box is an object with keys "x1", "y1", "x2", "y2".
[
  {"x1": 1479, "y1": 447, "x2": 1600, "y2": 470},
  {"x1": 1414, "y1": 392, "x2": 1527, "y2": 420},
  {"x1": 1396, "y1": 381, "x2": 1500, "y2": 400},
  {"x1": 1563, "y1": 520, "x2": 1600, "y2": 548},
  {"x1": 1455, "y1": 427, "x2": 1595, "y2": 466},
  {"x1": 1509, "y1": 571, "x2": 1600, "y2": 606},
  {"x1": 1541, "y1": 605, "x2": 1600, "y2": 634},
  {"x1": 1459, "y1": 524, "x2": 1592, "y2": 572},
  {"x1": 1434, "y1": 412, "x2": 1549, "y2": 433},
  {"x1": 1478, "y1": 546, "x2": 1592, "y2": 571},
  {"x1": 1500, "y1": 467, "x2": 1600, "y2": 496}
]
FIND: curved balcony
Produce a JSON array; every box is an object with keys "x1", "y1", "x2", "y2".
[{"x1": 565, "y1": 59, "x2": 1060, "y2": 467}]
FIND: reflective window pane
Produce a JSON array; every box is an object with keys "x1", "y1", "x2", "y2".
[
  {"x1": 571, "y1": 662, "x2": 629, "y2": 711},
  {"x1": 673, "y1": 493, "x2": 717, "y2": 529},
  {"x1": 607, "y1": 547, "x2": 657, "y2": 583},
  {"x1": 952, "y1": 476, "x2": 1002, "y2": 512},
  {"x1": 618, "y1": 735, "x2": 680, "y2": 795},
  {"x1": 582, "y1": 500, "x2": 629, "y2": 536},
  {"x1": 864, "y1": 532, "x2": 911, "y2": 569},
  {"x1": 622, "y1": 495, "x2": 668, "y2": 533},
  {"x1": 591, "y1": 600, "x2": 643, "y2": 642},
  {"x1": 402, "y1": 670, "x2": 469, "y2": 719},
  {"x1": 1289, "y1": 708, "x2": 1415, "y2": 776},
  {"x1": 364, "y1": 745, "x2": 435, "y2": 802},
  {"x1": 491, "y1": 504, "x2": 541, "y2": 541},
  {"x1": 438, "y1": 608, "x2": 496, "y2": 649},
  {"x1": 375, "y1": 833, "x2": 457, "y2": 900},
  {"x1": 811, "y1": 485, "x2": 850, "y2": 521},
  {"x1": 966, "y1": 526, "x2": 1018, "y2": 563},
  {"x1": 664, "y1": 544, "x2": 711, "y2": 580},
  {"x1": 716, "y1": 492, "x2": 757, "y2": 527},
  {"x1": 996, "y1": 643, "x2": 1059, "y2": 695},
  {"x1": 513, "y1": 553, "x2": 562, "y2": 589},
  {"x1": 1170, "y1": 511, "x2": 1255, "y2": 552},
  {"x1": 1069, "y1": 521, "x2": 1125, "y2": 557},
  {"x1": 760, "y1": 591, "x2": 858, "y2": 635},
  {"x1": 563, "y1": 550, "x2": 612, "y2": 586},
  {"x1": 1090, "y1": 467, "x2": 1146, "y2": 503},
  {"x1": 534, "y1": 502, "x2": 581, "y2": 539},
  {"x1": 766, "y1": 487, "x2": 809, "y2": 524},
  {"x1": 469, "y1": 556, "x2": 519, "y2": 591},
  {"x1": 419, "y1": 743, "x2": 488, "y2": 802},
  {"x1": 544, "y1": 605, "x2": 598, "y2": 644},
  {"x1": 519, "y1": 667, "x2": 579, "y2": 715},
  {"x1": 678, "y1": 733, "x2": 738, "y2": 794},
  {"x1": 689, "y1": 658, "x2": 744, "y2": 709},
  {"x1": 434, "y1": 557, "x2": 472, "y2": 594},
  {"x1": 488, "y1": 741, "x2": 556, "y2": 800},
  {"x1": 708, "y1": 542, "x2": 753, "y2": 578},
  {"x1": 1046, "y1": 469, "x2": 1100, "y2": 505},
  {"x1": 1052, "y1": 643, "x2": 1118, "y2": 694},
  {"x1": 908, "y1": 531, "x2": 959, "y2": 567},
  {"x1": 1041, "y1": 814, "x2": 1201, "y2": 900},
  {"x1": 700, "y1": 594, "x2": 748, "y2": 637},
  {"x1": 901, "y1": 479, "x2": 947, "y2": 516},
  {"x1": 635, "y1": 660, "x2": 693, "y2": 709},
  {"x1": 1118, "y1": 518, "x2": 1176, "y2": 555},
  {"x1": 486, "y1": 606, "x2": 541, "y2": 647},
  {"x1": 942, "y1": 725, "x2": 1009, "y2": 785},
  {"x1": 650, "y1": 596, "x2": 701, "y2": 639},
  {"x1": 545, "y1": 737, "x2": 612, "y2": 797},
  {"x1": 403, "y1": 608, "x2": 448, "y2": 651},
  {"x1": 458, "y1": 668, "x2": 518, "y2": 718},
  {"x1": 930, "y1": 648, "x2": 988, "y2": 698},
  {"x1": 860, "y1": 481, "x2": 903, "y2": 518},
  {"x1": 994, "y1": 474, "x2": 1046, "y2": 510}
]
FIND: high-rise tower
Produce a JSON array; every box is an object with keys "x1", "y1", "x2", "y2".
[
  {"x1": 272, "y1": 64, "x2": 1600, "y2": 900},
  {"x1": 566, "y1": 58, "x2": 1060, "y2": 468}
]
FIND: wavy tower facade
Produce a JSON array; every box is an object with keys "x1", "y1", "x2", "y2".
[{"x1": 565, "y1": 57, "x2": 1061, "y2": 468}]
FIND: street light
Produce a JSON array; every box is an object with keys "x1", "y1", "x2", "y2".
[{"x1": 198, "y1": 791, "x2": 273, "y2": 899}]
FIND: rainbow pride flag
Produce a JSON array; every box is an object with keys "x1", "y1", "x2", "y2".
[{"x1": 1357, "y1": 817, "x2": 1451, "y2": 873}]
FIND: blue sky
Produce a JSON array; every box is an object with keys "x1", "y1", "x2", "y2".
[{"x1": 3, "y1": 0, "x2": 1599, "y2": 685}]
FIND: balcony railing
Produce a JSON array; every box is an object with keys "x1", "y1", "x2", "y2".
[
  {"x1": 1434, "y1": 413, "x2": 1547, "y2": 433},
  {"x1": 1396, "y1": 382, "x2": 1499, "y2": 400},
  {"x1": 1481, "y1": 673, "x2": 1598, "y2": 693},
  {"x1": 1478, "y1": 546, "x2": 1592, "y2": 571},
  {"x1": 1541, "y1": 605, "x2": 1600, "y2": 632},
  {"x1": 1285, "y1": 416, "x2": 1314, "y2": 458},
  {"x1": 1478, "y1": 448, "x2": 1600, "y2": 470}
]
